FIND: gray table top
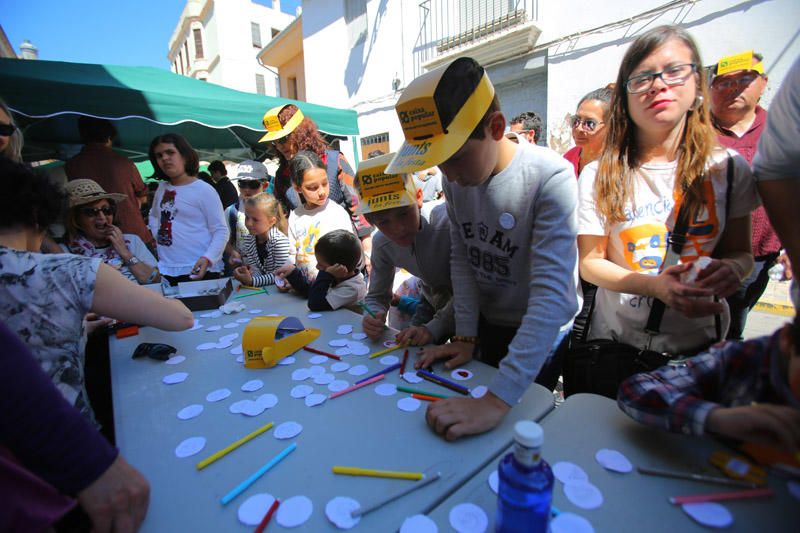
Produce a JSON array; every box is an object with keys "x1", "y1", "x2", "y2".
[
  {"x1": 110, "y1": 288, "x2": 555, "y2": 532},
  {"x1": 427, "y1": 393, "x2": 800, "y2": 532}
]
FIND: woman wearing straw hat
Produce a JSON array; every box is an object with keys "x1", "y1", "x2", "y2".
[{"x1": 64, "y1": 179, "x2": 160, "y2": 285}]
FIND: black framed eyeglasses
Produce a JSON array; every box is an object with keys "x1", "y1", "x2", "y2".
[
  {"x1": 79, "y1": 206, "x2": 115, "y2": 217},
  {"x1": 570, "y1": 116, "x2": 604, "y2": 132},
  {"x1": 626, "y1": 63, "x2": 697, "y2": 94},
  {"x1": 0, "y1": 123, "x2": 16, "y2": 137}
]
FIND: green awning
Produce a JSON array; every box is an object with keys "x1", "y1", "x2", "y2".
[{"x1": 0, "y1": 58, "x2": 359, "y2": 162}]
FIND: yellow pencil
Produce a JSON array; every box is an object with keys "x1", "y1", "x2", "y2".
[
  {"x1": 368, "y1": 343, "x2": 406, "y2": 359},
  {"x1": 332, "y1": 466, "x2": 424, "y2": 480},
  {"x1": 196, "y1": 421, "x2": 274, "y2": 470}
]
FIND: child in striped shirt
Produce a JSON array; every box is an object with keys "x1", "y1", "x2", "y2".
[{"x1": 232, "y1": 193, "x2": 290, "y2": 287}]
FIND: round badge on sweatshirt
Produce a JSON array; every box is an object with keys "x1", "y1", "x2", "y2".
[{"x1": 499, "y1": 212, "x2": 515, "y2": 230}]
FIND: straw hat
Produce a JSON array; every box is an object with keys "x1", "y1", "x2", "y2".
[{"x1": 66, "y1": 179, "x2": 128, "y2": 207}]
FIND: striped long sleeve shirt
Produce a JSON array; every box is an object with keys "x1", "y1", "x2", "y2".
[{"x1": 240, "y1": 227, "x2": 291, "y2": 287}]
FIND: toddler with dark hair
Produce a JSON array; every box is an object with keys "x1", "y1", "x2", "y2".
[{"x1": 276, "y1": 229, "x2": 366, "y2": 311}]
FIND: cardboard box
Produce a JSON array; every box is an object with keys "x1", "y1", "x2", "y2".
[{"x1": 144, "y1": 278, "x2": 234, "y2": 311}]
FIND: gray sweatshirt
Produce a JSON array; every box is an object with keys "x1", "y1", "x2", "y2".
[
  {"x1": 443, "y1": 142, "x2": 579, "y2": 406},
  {"x1": 364, "y1": 202, "x2": 454, "y2": 341}
]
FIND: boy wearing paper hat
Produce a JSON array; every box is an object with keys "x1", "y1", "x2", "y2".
[
  {"x1": 355, "y1": 153, "x2": 454, "y2": 347},
  {"x1": 387, "y1": 57, "x2": 579, "y2": 441}
]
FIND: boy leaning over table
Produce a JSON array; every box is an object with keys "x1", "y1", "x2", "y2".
[
  {"x1": 618, "y1": 314, "x2": 800, "y2": 455},
  {"x1": 386, "y1": 57, "x2": 579, "y2": 441}
]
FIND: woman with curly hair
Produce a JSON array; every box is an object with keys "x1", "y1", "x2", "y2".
[{"x1": 259, "y1": 104, "x2": 372, "y2": 264}]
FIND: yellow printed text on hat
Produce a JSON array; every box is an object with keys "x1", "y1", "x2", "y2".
[
  {"x1": 386, "y1": 59, "x2": 495, "y2": 175},
  {"x1": 355, "y1": 153, "x2": 417, "y2": 215},
  {"x1": 259, "y1": 105, "x2": 305, "y2": 142},
  {"x1": 716, "y1": 50, "x2": 764, "y2": 76}
]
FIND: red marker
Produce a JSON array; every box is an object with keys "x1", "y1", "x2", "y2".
[
  {"x1": 303, "y1": 346, "x2": 342, "y2": 361},
  {"x1": 254, "y1": 498, "x2": 280, "y2": 533},
  {"x1": 400, "y1": 349, "x2": 409, "y2": 376}
]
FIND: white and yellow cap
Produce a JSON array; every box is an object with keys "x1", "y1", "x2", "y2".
[
  {"x1": 386, "y1": 58, "x2": 495, "y2": 175},
  {"x1": 715, "y1": 50, "x2": 764, "y2": 77},
  {"x1": 354, "y1": 152, "x2": 418, "y2": 215},
  {"x1": 259, "y1": 104, "x2": 305, "y2": 142}
]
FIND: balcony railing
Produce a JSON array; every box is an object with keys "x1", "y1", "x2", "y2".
[{"x1": 413, "y1": 0, "x2": 538, "y2": 75}]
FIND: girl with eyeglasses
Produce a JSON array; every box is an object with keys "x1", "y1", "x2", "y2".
[
  {"x1": 574, "y1": 26, "x2": 757, "y2": 383},
  {"x1": 63, "y1": 179, "x2": 159, "y2": 285},
  {"x1": 0, "y1": 97, "x2": 23, "y2": 163},
  {"x1": 563, "y1": 86, "x2": 613, "y2": 177}
]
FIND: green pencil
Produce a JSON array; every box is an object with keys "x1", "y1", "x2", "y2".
[
  {"x1": 234, "y1": 289, "x2": 266, "y2": 300},
  {"x1": 396, "y1": 386, "x2": 450, "y2": 399},
  {"x1": 358, "y1": 300, "x2": 377, "y2": 318}
]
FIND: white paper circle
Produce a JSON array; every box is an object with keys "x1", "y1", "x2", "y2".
[
  {"x1": 292, "y1": 368, "x2": 311, "y2": 381},
  {"x1": 563, "y1": 481, "x2": 604, "y2": 510},
  {"x1": 380, "y1": 355, "x2": 399, "y2": 366},
  {"x1": 175, "y1": 436, "x2": 206, "y2": 458},
  {"x1": 307, "y1": 312, "x2": 322, "y2": 319},
  {"x1": 308, "y1": 355, "x2": 328, "y2": 364},
  {"x1": 279, "y1": 356, "x2": 297, "y2": 365},
  {"x1": 274, "y1": 421, "x2": 303, "y2": 440},
  {"x1": 241, "y1": 379, "x2": 264, "y2": 392},
  {"x1": 331, "y1": 362, "x2": 350, "y2": 372},
  {"x1": 314, "y1": 373, "x2": 335, "y2": 385},
  {"x1": 266, "y1": 313, "x2": 279, "y2": 317},
  {"x1": 351, "y1": 332, "x2": 368, "y2": 340},
  {"x1": 329, "y1": 338, "x2": 349, "y2": 347},
  {"x1": 550, "y1": 512, "x2": 595, "y2": 533},
  {"x1": 488, "y1": 470, "x2": 499, "y2": 494},
  {"x1": 328, "y1": 380, "x2": 350, "y2": 392},
  {"x1": 199, "y1": 312, "x2": 215, "y2": 318},
  {"x1": 552, "y1": 462, "x2": 589, "y2": 485},
  {"x1": 162, "y1": 372, "x2": 188, "y2": 385},
  {"x1": 237, "y1": 493, "x2": 275, "y2": 526},
  {"x1": 240, "y1": 400, "x2": 265, "y2": 417},
  {"x1": 325, "y1": 496, "x2": 361, "y2": 530},
  {"x1": 291, "y1": 384, "x2": 314, "y2": 398},
  {"x1": 220, "y1": 333, "x2": 239, "y2": 343},
  {"x1": 249, "y1": 308, "x2": 263, "y2": 314},
  {"x1": 230, "y1": 345, "x2": 243, "y2": 355},
  {"x1": 276, "y1": 495, "x2": 313, "y2": 528},
  {"x1": 205, "y1": 325, "x2": 222, "y2": 332},
  {"x1": 189, "y1": 321, "x2": 203, "y2": 331},
  {"x1": 206, "y1": 388, "x2": 231, "y2": 402},
  {"x1": 682, "y1": 502, "x2": 733, "y2": 528},
  {"x1": 229, "y1": 399, "x2": 250, "y2": 414},
  {"x1": 256, "y1": 393, "x2": 278, "y2": 409},
  {"x1": 383, "y1": 340, "x2": 398, "y2": 348},
  {"x1": 335, "y1": 347, "x2": 353, "y2": 356},
  {"x1": 400, "y1": 514, "x2": 438, "y2": 533},
  {"x1": 451, "y1": 369, "x2": 474, "y2": 381},
  {"x1": 236, "y1": 355, "x2": 244, "y2": 363},
  {"x1": 177, "y1": 404, "x2": 204, "y2": 420},
  {"x1": 165, "y1": 355, "x2": 186, "y2": 365},
  {"x1": 197, "y1": 342, "x2": 217, "y2": 351},
  {"x1": 336, "y1": 324, "x2": 353, "y2": 335},
  {"x1": 348, "y1": 365, "x2": 368, "y2": 376},
  {"x1": 595, "y1": 448, "x2": 633, "y2": 473},
  {"x1": 309, "y1": 365, "x2": 326, "y2": 376},
  {"x1": 223, "y1": 322, "x2": 239, "y2": 329},
  {"x1": 397, "y1": 397, "x2": 422, "y2": 412},
  {"x1": 449, "y1": 502, "x2": 488, "y2": 533},
  {"x1": 349, "y1": 344, "x2": 370, "y2": 356},
  {"x1": 470, "y1": 385, "x2": 488, "y2": 398},
  {"x1": 375, "y1": 383, "x2": 397, "y2": 396},
  {"x1": 215, "y1": 341, "x2": 233, "y2": 349},
  {"x1": 305, "y1": 393, "x2": 327, "y2": 407},
  {"x1": 236, "y1": 318, "x2": 251, "y2": 324},
  {"x1": 402, "y1": 372, "x2": 423, "y2": 384}
]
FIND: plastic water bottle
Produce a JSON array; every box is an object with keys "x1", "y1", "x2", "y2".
[{"x1": 496, "y1": 421, "x2": 553, "y2": 533}]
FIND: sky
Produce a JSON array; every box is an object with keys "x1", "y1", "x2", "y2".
[{"x1": 1, "y1": 0, "x2": 302, "y2": 69}]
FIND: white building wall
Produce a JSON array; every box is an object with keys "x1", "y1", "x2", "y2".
[
  {"x1": 169, "y1": 0, "x2": 294, "y2": 96},
  {"x1": 300, "y1": 0, "x2": 800, "y2": 160}
]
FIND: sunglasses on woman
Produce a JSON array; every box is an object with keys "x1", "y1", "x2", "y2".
[
  {"x1": 80, "y1": 206, "x2": 115, "y2": 217},
  {"x1": 0, "y1": 123, "x2": 16, "y2": 137},
  {"x1": 570, "y1": 116, "x2": 604, "y2": 132}
]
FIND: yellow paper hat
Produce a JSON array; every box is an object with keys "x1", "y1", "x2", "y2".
[
  {"x1": 386, "y1": 58, "x2": 495, "y2": 175},
  {"x1": 354, "y1": 153, "x2": 418, "y2": 215},
  {"x1": 715, "y1": 50, "x2": 764, "y2": 77},
  {"x1": 259, "y1": 104, "x2": 305, "y2": 143}
]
